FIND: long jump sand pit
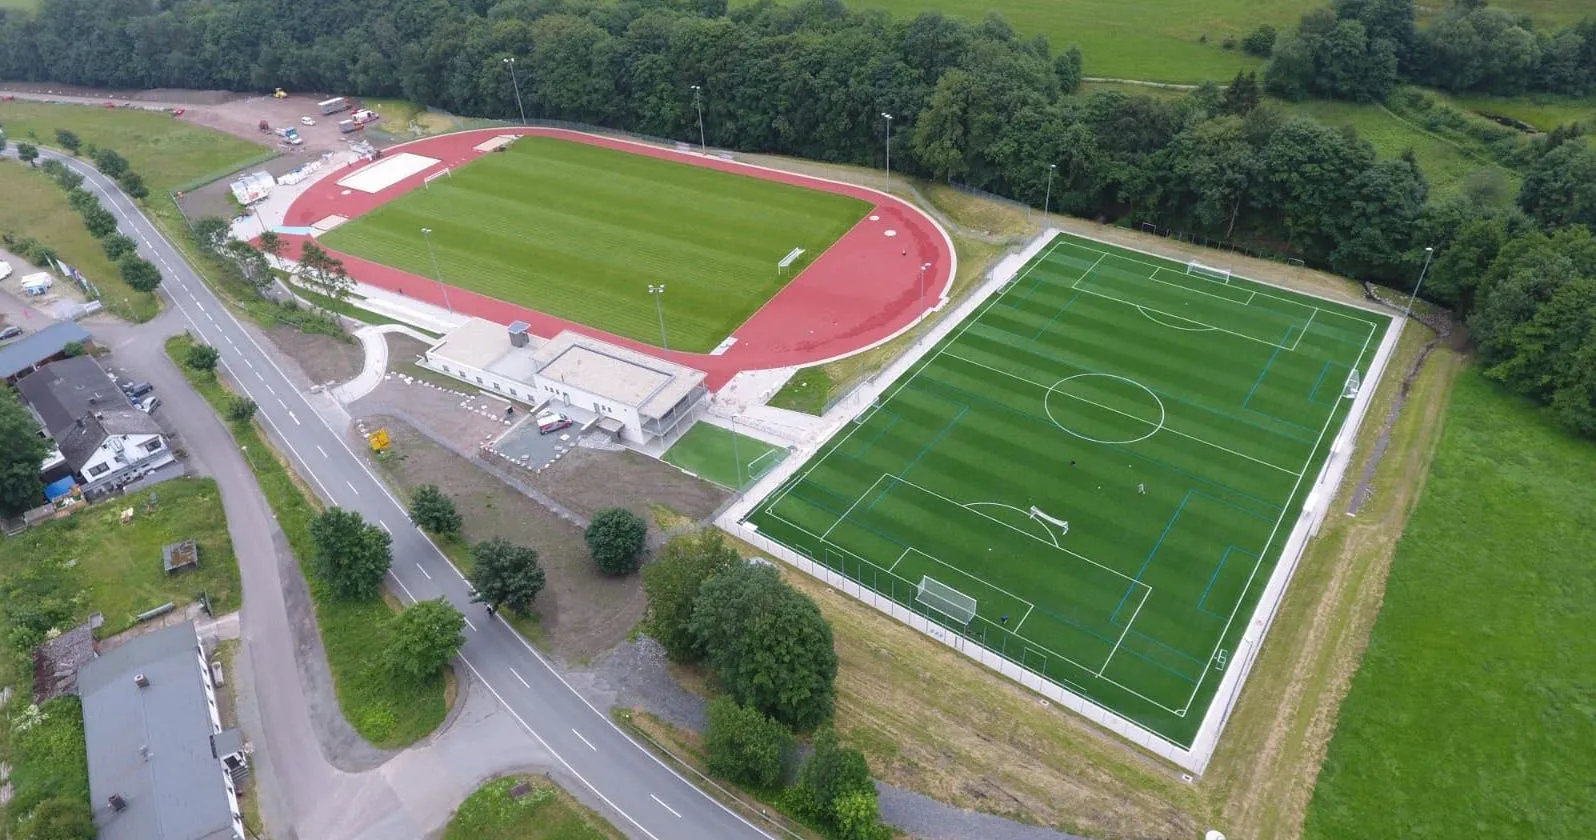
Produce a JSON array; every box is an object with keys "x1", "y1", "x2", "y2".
[{"x1": 337, "y1": 152, "x2": 440, "y2": 194}]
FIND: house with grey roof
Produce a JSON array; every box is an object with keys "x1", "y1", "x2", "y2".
[
  {"x1": 0, "y1": 320, "x2": 91, "y2": 383},
  {"x1": 15, "y1": 356, "x2": 172, "y2": 496},
  {"x1": 77, "y1": 621, "x2": 247, "y2": 840}
]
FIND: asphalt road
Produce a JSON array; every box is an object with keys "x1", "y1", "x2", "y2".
[{"x1": 20, "y1": 147, "x2": 773, "y2": 840}]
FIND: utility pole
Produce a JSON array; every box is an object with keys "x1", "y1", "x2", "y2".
[
  {"x1": 420, "y1": 227, "x2": 454, "y2": 314},
  {"x1": 502, "y1": 57, "x2": 527, "y2": 126},
  {"x1": 648, "y1": 284, "x2": 668, "y2": 351},
  {"x1": 881, "y1": 112, "x2": 893, "y2": 193},
  {"x1": 919, "y1": 262, "x2": 931, "y2": 308},
  {"x1": 1044, "y1": 163, "x2": 1057, "y2": 218},
  {"x1": 690, "y1": 85, "x2": 707, "y2": 154},
  {"x1": 1406, "y1": 245, "x2": 1435, "y2": 319}
]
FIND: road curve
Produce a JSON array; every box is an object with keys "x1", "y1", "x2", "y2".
[{"x1": 14, "y1": 147, "x2": 774, "y2": 840}]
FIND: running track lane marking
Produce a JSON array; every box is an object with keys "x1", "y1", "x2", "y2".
[
  {"x1": 510, "y1": 667, "x2": 529, "y2": 687},
  {"x1": 573, "y1": 729, "x2": 597, "y2": 751},
  {"x1": 415, "y1": 563, "x2": 432, "y2": 580},
  {"x1": 650, "y1": 795, "x2": 681, "y2": 819}
]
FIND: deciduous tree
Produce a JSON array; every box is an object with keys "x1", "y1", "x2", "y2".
[
  {"x1": 469, "y1": 538, "x2": 545, "y2": 615},
  {"x1": 120, "y1": 256, "x2": 162, "y2": 292},
  {"x1": 53, "y1": 129, "x2": 80, "y2": 154},
  {"x1": 0, "y1": 388, "x2": 50, "y2": 517},
  {"x1": 704, "y1": 698, "x2": 792, "y2": 789},
  {"x1": 16, "y1": 142, "x2": 37, "y2": 167},
  {"x1": 184, "y1": 342, "x2": 220, "y2": 373},
  {"x1": 641, "y1": 529, "x2": 740, "y2": 661},
  {"x1": 586, "y1": 507, "x2": 647, "y2": 575},
  {"x1": 385, "y1": 598, "x2": 466, "y2": 679},
  {"x1": 309, "y1": 507, "x2": 393, "y2": 600},
  {"x1": 409, "y1": 484, "x2": 462, "y2": 536}
]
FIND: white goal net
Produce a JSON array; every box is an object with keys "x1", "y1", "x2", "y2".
[
  {"x1": 916, "y1": 576, "x2": 977, "y2": 625},
  {"x1": 1343, "y1": 368, "x2": 1361, "y2": 399},
  {"x1": 1186, "y1": 260, "x2": 1231, "y2": 282}
]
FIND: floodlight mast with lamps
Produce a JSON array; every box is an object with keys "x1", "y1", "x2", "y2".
[
  {"x1": 648, "y1": 284, "x2": 669, "y2": 351},
  {"x1": 690, "y1": 85, "x2": 707, "y2": 154},
  {"x1": 420, "y1": 227, "x2": 454, "y2": 314},
  {"x1": 502, "y1": 57, "x2": 527, "y2": 125},
  {"x1": 881, "y1": 112, "x2": 893, "y2": 192}
]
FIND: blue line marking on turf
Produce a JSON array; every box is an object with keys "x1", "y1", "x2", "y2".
[
  {"x1": 1307, "y1": 360, "x2": 1334, "y2": 403},
  {"x1": 1197, "y1": 546, "x2": 1243, "y2": 615},
  {"x1": 1242, "y1": 328, "x2": 1294, "y2": 409},
  {"x1": 1032, "y1": 291, "x2": 1083, "y2": 340},
  {"x1": 1111, "y1": 489, "x2": 1193, "y2": 623},
  {"x1": 849, "y1": 412, "x2": 900, "y2": 459}
]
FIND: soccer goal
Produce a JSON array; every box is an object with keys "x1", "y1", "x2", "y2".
[
  {"x1": 422, "y1": 167, "x2": 452, "y2": 189},
  {"x1": 916, "y1": 575, "x2": 977, "y2": 626},
  {"x1": 1186, "y1": 260, "x2": 1232, "y2": 282},
  {"x1": 1343, "y1": 368, "x2": 1361, "y2": 399}
]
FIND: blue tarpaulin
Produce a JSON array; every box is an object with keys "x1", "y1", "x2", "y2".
[{"x1": 43, "y1": 476, "x2": 77, "y2": 502}]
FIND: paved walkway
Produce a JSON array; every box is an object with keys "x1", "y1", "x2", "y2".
[{"x1": 331, "y1": 324, "x2": 439, "y2": 404}]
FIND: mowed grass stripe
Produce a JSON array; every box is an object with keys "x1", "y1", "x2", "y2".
[
  {"x1": 322, "y1": 136, "x2": 870, "y2": 352},
  {"x1": 751, "y1": 233, "x2": 1388, "y2": 743}
]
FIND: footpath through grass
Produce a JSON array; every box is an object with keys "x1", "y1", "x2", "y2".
[
  {"x1": 1304, "y1": 371, "x2": 1596, "y2": 840},
  {"x1": 661, "y1": 422, "x2": 785, "y2": 490},
  {"x1": 166, "y1": 335, "x2": 450, "y2": 748},
  {"x1": 443, "y1": 776, "x2": 623, "y2": 840},
  {"x1": 321, "y1": 135, "x2": 869, "y2": 353}
]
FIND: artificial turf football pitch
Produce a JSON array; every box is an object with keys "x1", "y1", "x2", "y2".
[
  {"x1": 319, "y1": 136, "x2": 870, "y2": 353},
  {"x1": 746, "y1": 233, "x2": 1392, "y2": 746}
]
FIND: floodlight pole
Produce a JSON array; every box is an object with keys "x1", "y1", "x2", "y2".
[
  {"x1": 1043, "y1": 163, "x2": 1057, "y2": 218},
  {"x1": 420, "y1": 227, "x2": 454, "y2": 314},
  {"x1": 919, "y1": 261, "x2": 931, "y2": 308},
  {"x1": 881, "y1": 112, "x2": 893, "y2": 193},
  {"x1": 648, "y1": 284, "x2": 668, "y2": 351},
  {"x1": 503, "y1": 57, "x2": 527, "y2": 126},
  {"x1": 690, "y1": 85, "x2": 707, "y2": 154},
  {"x1": 1406, "y1": 245, "x2": 1434, "y2": 319}
]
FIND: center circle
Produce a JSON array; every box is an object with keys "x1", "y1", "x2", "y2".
[{"x1": 1043, "y1": 373, "x2": 1165, "y2": 445}]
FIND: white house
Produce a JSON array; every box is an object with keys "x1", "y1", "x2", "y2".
[
  {"x1": 16, "y1": 356, "x2": 173, "y2": 496},
  {"x1": 421, "y1": 319, "x2": 709, "y2": 445}
]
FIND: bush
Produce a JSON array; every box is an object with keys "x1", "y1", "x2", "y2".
[
  {"x1": 1242, "y1": 23, "x2": 1277, "y2": 57},
  {"x1": 586, "y1": 507, "x2": 647, "y2": 575},
  {"x1": 101, "y1": 233, "x2": 136, "y2": 261},
  {"x1": 19, "y1": 797, "x2": 94, "y2": 840},
  {"x1": 704, "y1": 698, "x2": 793, "y2": 789},
  {"x1": 184, "y1": 342, "x2": 221, "y2": 373},
  {"x1": 786, "y1": 728, "x2": 887, "y2": 838},
  {"x1": 53, "y1": 129, "x2": 81, "y2": 154},
  {"x1": 408, "y1": 484, "x2": 462, "y2": 536},
  {"x1": 117, "y1": 170, "x2": 148, "y2": 200},
  {"x1": 224, "y1": 396, "x2": 258, "y2": 421}
]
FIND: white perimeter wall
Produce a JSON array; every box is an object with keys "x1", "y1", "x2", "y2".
[{"x1": 719, "y1": 228, "x2": 1405, "y2": 773}]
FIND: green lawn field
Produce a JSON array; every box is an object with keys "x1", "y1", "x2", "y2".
[
  {"x1": 747, "y1": 232, "x2": 1391, "y2": 746},
  {"x1": 777, "y1": 0, "x2": 1587, "y2": 83},
  {"x1": 1305, "y1": 372, "x2": 1596, "y2": 839},
  {"x1": 321, "y1": 136, "x2": 870, "y2": 353},
  {"x1": 663, "y1": 422, "x2": 786, "y2": 489}
]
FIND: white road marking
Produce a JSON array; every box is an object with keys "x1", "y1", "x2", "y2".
[
  {"x1": 288, "y1": 411, "x2": 300, "y2": 426},
  {"x1": 316, "y1": 445, "x2": 328, "y2": 458},
  {"x1": 196, "y1": 301, "x2": 205, "y2": 314},
  {"x1": 511, "y1": 668, "x2": 529, "y2": 687},
  {"x1": 415, "y1": 563, "x2": 432, "y2": 580},
  {"x1": 256, "y1": 371, "x2": 266, "y2": 381},
  {"x1": 572, "y1": 729, "x2": 597, "y2": 751},
  {"x1": 265, "y1": 383, "x2": 276, "y2": 395},
  {"x1": 379, "y1": 520, "x2": 392, "y2": 534},
  {"x1": 278, "y1": 398, "x2": 288, "y2": 410},
  {"x1": 346, "y1": 481, "x2": 360, "y2": 495},
  {"x1": 462, "y1": 616, "x2": 477, "y2": 632},
  {"x1": 650, "y1": 795, "x2": 681, "y2": 819},
  {"x1": 242, "y1": 358, "x2": 254, "y2": 368}
]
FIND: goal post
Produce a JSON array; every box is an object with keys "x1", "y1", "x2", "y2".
[
  {"x1": 1343, "y1": 368, "x2": 1361, "y2": 399},
  {"x1": 916, "y1": 575, "x2": 977, "y2": 626},
  {"x1": 1185, "y1": 260, "x2": 1232, "y2": 282},
  {"x1": 422, "y1": 167, "x2": 452, "y2": 189}
]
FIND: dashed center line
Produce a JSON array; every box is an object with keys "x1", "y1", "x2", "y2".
[
  {"x1": 510, "y1": 668, "x2": 529, "y2": 687},
  {"x1": 462, "y1": 616, "x2": 477, "y2": 632},
  {"x1": 316, "y1": 445, "x2": 328, "y2": 458},
  {"x1": 346, "y1": 481, "x2": 360, "y2": 496},
  {"x1": 277, "y1": 398, "x2": 288, "y2": 410},
  {"x1": 415, "y1": 563, "x2": 432, "y2": 580},
  {"x1": 378, "y1": 520, "x2": 392, "y2": 534},
  {"x1": 649, "y1": 795, "x2": 681, "y2": 819},
  {"x1": 572, "y1": 729, "x2": 597, "y2": 751},
  {"x1": 287, "y1": 411, "x2": 300, "y2": 426}
]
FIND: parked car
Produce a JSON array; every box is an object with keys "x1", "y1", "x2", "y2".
[
  {"x1": 136, "y1": 396, "x2": 161, "y2": 414},
  {"x1": 0, "y1": 325, "x2": 23, "y2": 342},
  {"x1": 121, "y1": 380, "x2": 154, "y2": 399},
  {"x1": 536, "y1": 411, "x2": 573, "y2": 435},
  {"x1": 300, "y1": 116, "x2": 315, "y2": 126}
]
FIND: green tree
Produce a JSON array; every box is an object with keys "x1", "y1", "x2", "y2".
[
  {"x1": 468, "y1": 537, "x2": 545, "y2": 615},
  {"x1": 192, "y1": 216, "x2": 230, "y2": 252},
  {"x1": 89, "y1": 146, "x2": 128, "y2": 178},
  {"x1": 16, "y1": 142, "x2": 38, "y2": 167},
  {"x1": 409, "y1": 484, "x2": 462, "y2": 536},
  {"x1": 184, "y1": 342, "x2": 221, "y2": 373},
  {"x1": 833, "y1": 791, "x2": 891, "y2": 840},
  {"x1": 1242, "y1": 24, "x2": 1277, "y2": 57},
  {"x1": 80, "y1": 205, "x2": 117, "y2": 238},
  {"x1": 101, "y1": 233, "x2": 136, "y2": 261},
  {"x1": 120, "y1": 256, "x2": 162, "y2": 292},
  {"x1": 53, "y1": 129, "x2": 81, "y2": 154},
  {"x1": 586, "y1": 507, "x2": 647, "y2": 575},
  {"x1": 690, "y1": 561, "x2": 838, "y2": 730},
  {"x1": 788, "y1": 728, "x2": 881, "y2": 835},
  {"x1": 0, "y1": 388, "x2": 51, "y2": 516},
  {"x1": 258, "y1": 229, "x2": 284, "y2": 262},
  {"x1": 117, "y1": 170, "x2": 148, "y2": 200},
  {"x1": 703, "y1": 697, "x2": 792, "y2": 789},
  {"x1": 225, "y1": 396, "x2": 258, "y2": 421},
  {"x1": 1220, "y1": 71, "x2": 1262, "y2": 115},
  {"x1": 1517, "y1": 143, "x2": 1596, "y2": 231},
  {"x1": 309, "y1": 507, "x2": 393, "y2": 600},
  {"x1": 641, "y1": 528, "x2": 740, "y2": 661},
  {"x1": 19, "y1": 796, "x2": 95, "y2": 840},
  {"x1": 385, "y1": 598, "x2": 466, "y2": 679}
]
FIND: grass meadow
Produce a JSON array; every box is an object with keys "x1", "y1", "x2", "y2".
[
  {"x1": 750, "y1": 232, "x2": 1390, "y2": 746},
  {"x1": 794, "y1": 0, "x2": 1590, "y2": 83},
  {"x1": 1304, "y1": 371, "x2": 1596, "y2": 839},
  {"x1": 443, "y1": 777, "x2": 622, "y2": 840},
  {"x1": 322, "y1": 136, "x2": 869, "y2": 353}
]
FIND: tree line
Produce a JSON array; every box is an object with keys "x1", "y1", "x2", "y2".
[{"x1": 1264, "y1": 0, "x2": 1596, "y2": 101}]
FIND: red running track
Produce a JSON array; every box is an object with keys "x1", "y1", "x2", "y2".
[{"x1": 275, "y1": 128, "x2": 954, "y2": 390}]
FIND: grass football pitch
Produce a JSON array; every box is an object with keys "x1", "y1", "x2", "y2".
[
  {"x1": 320, "y1": 136, "x2": 870, "y2": 353},
  {"x1": 747, "y1": 233, "x2": 1391, "y2": 746}
]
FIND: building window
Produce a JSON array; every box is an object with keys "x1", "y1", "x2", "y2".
[
  {"x1": 491, "y1": 382, "x2": 500, "y2": 391},
  {"x1": 476, "y1": 376, "x2": 483, "y2": 384},
  {"x1": 144, "y1": 438, "x2": 164, "y2": 453},
  {"x1": 87, "y1": 463, "x2": 109, "y2": 477},
  {"x1": 509, "y1": 388, "x2": 518, "y2": 397},
  {"x1": 440, "y1": 365, "x2": 451, "y2": 373}
]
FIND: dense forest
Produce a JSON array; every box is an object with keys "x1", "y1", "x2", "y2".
[{"x1": 0, "y1": 0, "x2": 1592, "y2": 432}]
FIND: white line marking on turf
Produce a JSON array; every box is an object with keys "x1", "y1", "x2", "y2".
[
  {"x1": 415, "y1": 563, "x2": 432, "y2": 580},
  {"x1": 510, "y1": 667, "x2": 529, "y2": 687},
  {"x1": 572, "y1": 729, "x2": 597, "y2": 751},
  {"x1": 1013, "y1": 603, "x2": 1036, "y2": 632},
  {"x1": 1097, "y1": 585, "x2": 1150, "y2": 677},
  {"x1": 820, "y1": 474, "x2": 886, "y2": 541},
  {"x1": 650, "y1": 795, "x2": 681, "y2": 819}
]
